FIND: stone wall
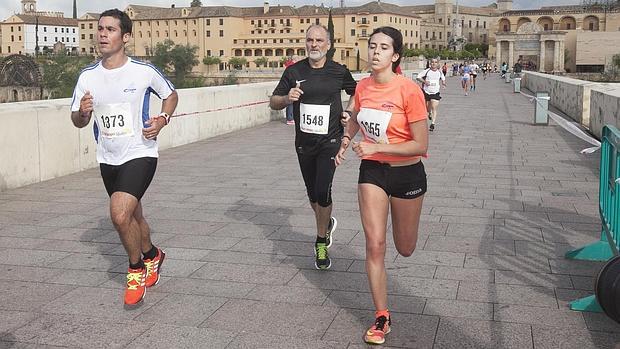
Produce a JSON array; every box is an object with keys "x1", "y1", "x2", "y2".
[{"x1": 522, "y1": 71, "x2": 620, "y2": 139}]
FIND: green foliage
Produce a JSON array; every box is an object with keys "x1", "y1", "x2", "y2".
[
  {"x1": 151, "y1": 39, "x2": 199, "y2": 84},
  {"x1": 223, "y1": 71, "x2": 238, "y2": 85},
  {"x1": 254, "y1": 57, "x2": 268, "y2": 67},
  {"x1": 613, "y1": 54, "x2": 620, "y2": 69},
  {"x1": 327, "y1": 9, "x2": 336, "y2": 61},
  {"x1": 38, "y1": 53, "x2": 95, "y2": 98},
  {"x1": 190, "y1": 0, "x2": 202, "y2": 7},
  {"x1": 228, "y1": 57, "x2": 247, "y2": 69},
  {"x1": 202, "y1": 56, "x2": 221, "y2": 66}
]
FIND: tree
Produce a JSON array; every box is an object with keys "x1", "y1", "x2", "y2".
[
  {"x1": 254, "y1": 57, "x2": 268, "y2": 68},
  {"x1": 327, "y1": 9, "x2": 336, "y2": 61},
  {"x1": 151, "y1": 39, "x2": 199, "y2": 84},
  {"x1": 39, "y1": 53, "x2": 95, "y2": 98},
  {"x1": 228, "y1": 57, "x2": 247, "y2": 70},
  {"x1": 190, "y1": 0, "x2": 203, "y2": 7},
  {"x1": 203, "y1": 56, "x2": 221, "y2": 74}
]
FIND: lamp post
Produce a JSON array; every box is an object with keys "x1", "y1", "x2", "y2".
[{"x1": 35, "y1": 15, "x2": 39, "y2": 56}]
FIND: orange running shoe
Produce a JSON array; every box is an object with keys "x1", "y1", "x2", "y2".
[
  {"x1": 364, "y1": 315, "x2": 391, "y2": 345},
  {"x1": 124, "y1": 267, "x2": 146, "y2": 305},
  {"x1": 144, "y1": 248, "x2": 165, "y2": 287}
]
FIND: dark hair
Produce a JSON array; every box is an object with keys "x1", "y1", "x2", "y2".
[
  {"x1": 369, "y1": 26, "x2": 403, "y2": 73},
  {"x1": 100, "y1": 9, "x2": 132, "y2": 35}
]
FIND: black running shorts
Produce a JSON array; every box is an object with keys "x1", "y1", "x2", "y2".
[
  {"x1": 100, "y1": 157, "x2": 157, "y2": 200},
  {"x1": 296, "y1": 139, "x2": 340, "y2": 207},
  {"x1": 358, "y1": 160, "x2": 427, "y2": 199},
  {"x1": 423, "y1": 90, "x2": 442, "y2": 101}
]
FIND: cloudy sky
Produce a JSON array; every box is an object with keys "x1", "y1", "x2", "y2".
[{"x1": 1, "y1": 0, "x2": 582, "y2": 20}]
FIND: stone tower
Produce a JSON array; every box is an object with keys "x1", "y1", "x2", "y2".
[
  {"x1": 497, "y1": 0, "x2": 513, "y2": 12},
  {"x1": 434, "y1": 0, "x2": 453, "y2": 16},
  {"x1": 21, "y1": 0, "x2": 36, "y2": 13}
]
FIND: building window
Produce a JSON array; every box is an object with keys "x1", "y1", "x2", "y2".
[
  {"x1": 315, "y1": 18, "x2": 319, "y2": 24},
  {"x1": 55, "y1": 28, "x2": 57, "y2": 32},
  {"x1": 174, "y1": 30, "x2": 178, "y2": 37},
  {"x1": 43, "y1": 27, "x2": 46, "y2": 32},
  {"x1": 81, "y1": 34, "x2": 85, "y2": 39},
  {"x1": 306, "y1": 18, "x2": 310, "y2": 23},
  {"x1": 567, "y1": 23, "x2": 572, "y2": 29},
  {"x1": 206, "y1": 19, "x2": 210, "y2": 25},
  {"x1": 81, "y1": 24, "x2": 85, "y2": 29},
  {"x1": 476, "y1": 20, "x2": 479, "y2": 28},
  {"x1": 207, "y1": 50, "x2": 211, "y2": 56},
  {"x1": 219, "y1": 50, "x2": 224, "y2": 56},
  {"x1": 373, "y1": 16, "x2": 378, "y2": 22},
  {"x1": 469, "y1": 20, "x2": 472, "y2": 28},
  {"x1": 483, "y1": 21, "x2": 486, "y2": 29},
  {"x1": 10, "y1": 35, "x2": 14, "y2": 42},
  {"x1": 219, "y1": 18, "x2": 223, "y2": 25},
  {"x1": 300, "y1": 19, "x2": 304, "y2": 24},
  {"x1": 89, "y1": 34, "x2": 93, "y2": 39},
  {"x1": 193, "y1": 30, "x2": 196, "y2": 36},
  {"x1": 89, "y1": 23, "x2": 93, "y2": 29},
  {"x1": 439, "y1": 18, "x2": 442, "y2": 24},
  {"x1": 206, "y1": 30, "x2": 210, "y2": 37},
  {"x1": 439, "y1": 32, "x2": 442, "y2": 39},
  {"x1": 503, "y1": 24, "x2": 508, "y2": 31},
  {"x1": 219, "y1": 30, "x2": 223, "y2": 37},
  {"x1": 44, "y1": 36, "x2": 47, "y2": 41},
  {"x1": 351, "y1": 17, "x2": 355, "y2": 22},
  {"x1": 351, "y1": 29, "x2": 355, "y2": 36},
  {"x1": 174, "y1": 20, "x2": 177, "y2": 25},
  {"x1": 544, "y1": 24, "x2": 549, "y2": 30},
  {"x1": 425, "y1": 31, "x2": 428, "y2": 39}
]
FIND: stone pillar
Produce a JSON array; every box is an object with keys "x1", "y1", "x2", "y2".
[
  {"x1": 539, "y1": 39, "x2": 546, "y2": 72},
  {"x1": 508, "y1": 40, "x2": 514, "y2": 69},
  {"x1": 553, "y1": 40, "x2": 560, "y2": 73},
  {"x1": 496, "y1": 40, "x2": 502, "y2": 68},
  {"x1": 559, "y1": 40, "x2": 565, "y2": 73}
]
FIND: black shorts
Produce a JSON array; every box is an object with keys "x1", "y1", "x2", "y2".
[
  {"x1": 423, "y1": 90, "x2": 442, "y2": 101},
  {"x1": 100, "y1": 157, "x2": 157, "y2": 200},
  {"x1": 358, "y1": 160, "x2": 427, "y2": 199},
  {"x1": 471, "y1": 72, "x2": 477, "y2": 77},
  {"x1": 296, "y1": 138, "x2": 340, "y2": 207}
]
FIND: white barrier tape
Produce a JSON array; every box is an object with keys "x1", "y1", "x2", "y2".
[
  {"x1": 547, "y1": 110, "x2": 601, "y2": 154},
  {"x1": 519, "y1": 91, "x2": 551, "y2": 101},
  {"x1": 518, "y1": 91, "x2": 601, "y2": 153}
]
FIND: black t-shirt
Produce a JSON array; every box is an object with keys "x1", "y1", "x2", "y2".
[{"x1": 273, "y1": 59, "x2": 356, "y2": 148}]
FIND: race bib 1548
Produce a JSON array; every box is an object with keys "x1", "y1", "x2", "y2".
[{"x1": 299, "y1": 103, "x2": 330, "y2": 135}]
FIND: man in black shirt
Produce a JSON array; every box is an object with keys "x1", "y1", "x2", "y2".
[{"x1": 270, "y1": 24, "x2": 356, "y2": 269}]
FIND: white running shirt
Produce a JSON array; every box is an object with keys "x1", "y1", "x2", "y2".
[
  {"x1": 71, "y1": 58, "x2": 175, "y2": 165},
  {"x1": 420, "y1": 68, "x2": 445, "y2": 94}
]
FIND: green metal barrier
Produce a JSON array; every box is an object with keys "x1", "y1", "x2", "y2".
[{"x1": 566, "y1": 125, "x2": 620, "y2": 312}]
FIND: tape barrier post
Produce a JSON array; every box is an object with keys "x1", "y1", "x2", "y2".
[
  {"x1": 534, "y1": 91, "x2": 549, "y2": 125},
  {"x1": 513, "y1": 77, "x2": 521, "y2": 93},
  {"x1": 567, "y1": 125, "x2": 620, "y2": 313}
]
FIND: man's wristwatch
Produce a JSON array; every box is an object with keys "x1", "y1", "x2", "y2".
[{"x1": 159, "y1": 112, "x2": 170, "y2": 125}]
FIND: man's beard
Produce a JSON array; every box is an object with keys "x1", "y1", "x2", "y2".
[{"x1": 308, "y1": 50, "x2": 326, "y2": 61}]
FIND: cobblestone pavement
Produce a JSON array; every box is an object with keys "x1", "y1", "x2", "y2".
[{"x1": 1, "y1": 74, "x2": 619, "y2": 348}]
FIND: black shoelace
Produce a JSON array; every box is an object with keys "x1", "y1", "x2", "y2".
[{"x1": 374, "y1": 315, "x2": 389, "y2": 331}]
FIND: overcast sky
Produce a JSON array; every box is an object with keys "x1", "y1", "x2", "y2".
[{"x1": 1, "y1": 0, "x2": 582, "y2": 21}]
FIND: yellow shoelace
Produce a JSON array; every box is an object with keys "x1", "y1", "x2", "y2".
[{"x1": 126, "y1": 271, "x2": 143, "y2": 290}]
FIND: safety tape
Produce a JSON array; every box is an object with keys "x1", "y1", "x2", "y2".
[
  {"x1": 171, "y1": 100, "x2": 270, "y2": 118},
  {"x1": 519, "y1": 91, "x2": 601, "y2": 154}
]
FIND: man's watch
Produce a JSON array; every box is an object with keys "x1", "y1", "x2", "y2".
[{"x1": 159, "y1": 112, "x2": 170, "y2": 125}]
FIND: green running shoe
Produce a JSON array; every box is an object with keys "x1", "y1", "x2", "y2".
[{"x1": 314, "y1": 243, "x2": 331, "y2": 270}]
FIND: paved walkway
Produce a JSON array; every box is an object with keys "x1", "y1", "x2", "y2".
[{"x1": 1, "y1": 75, "x2": 619, "y2": 348}]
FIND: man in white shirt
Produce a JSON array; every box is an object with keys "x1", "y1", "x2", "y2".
[
  {"x1": 417, "y1": 58, "x2": 446, "y2": 131},
  {"x1": 70, "y1": 9, "x2": 178, "y2": 305},
  {"x1": 469, "y1": 62, "x2": 479, "y2": 91}
]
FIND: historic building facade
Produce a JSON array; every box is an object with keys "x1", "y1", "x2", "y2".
[
  {"x1": 0, "y1": 0, "x2": 77, "y2": 55},
  {"x1": 124, "y1": 2, "x2": 422, "y2": 71},
  {"x1": 490, "y1": 4, "x2": 620, "y2": 72}
]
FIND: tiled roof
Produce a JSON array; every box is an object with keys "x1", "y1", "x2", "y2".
[
  {"x1": 5, "y1": 15, "x2": 78, "y2": 26},
  {"x1": 126, "y1": 1, "x2": 425, "y2": 20}
]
